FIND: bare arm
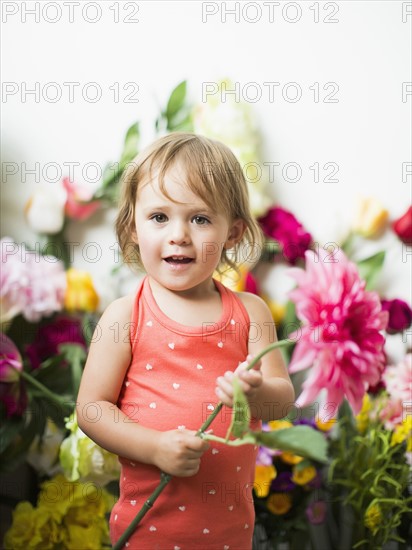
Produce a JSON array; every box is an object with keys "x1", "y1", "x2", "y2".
[
  {"x1": 216, "y1": 292, "x2": 295, "y2": 422},
  {"x1": 76, "y1": 295, "x2": 208, "y2": 476}
]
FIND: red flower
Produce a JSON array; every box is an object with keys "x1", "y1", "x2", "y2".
[
  {"x1": 287, "y1": 248, "x2": 388, "y2": 414},
  {"x1": 26, "y1": 316, "x2": 86, "y2": 369},
  {"x1": 258, "y1": 206, "x2": 312, "y2": 264},
  {"x1": 392, "y1": 206, "x2": 412, "y2": 245},
  {"x1": 380, "y1": 298, "x2": 412, "y2": 334}
]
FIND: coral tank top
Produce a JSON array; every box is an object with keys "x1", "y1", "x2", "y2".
[{"x1": 110, "y1": 276, "x2": 261, "y2": 549}]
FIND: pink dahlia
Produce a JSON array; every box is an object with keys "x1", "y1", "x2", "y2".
[{"x1": 288, "y1": 248, "x2": 388, "y2": 414}]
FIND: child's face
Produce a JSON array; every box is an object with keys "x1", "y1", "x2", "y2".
[{"x1": 133, "y1": 162, "x2": 244, "y2": 293}]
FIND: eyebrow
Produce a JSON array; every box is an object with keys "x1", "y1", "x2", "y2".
[{"x1": 142, "y1": 204, "x2": 215, "y2": 217}]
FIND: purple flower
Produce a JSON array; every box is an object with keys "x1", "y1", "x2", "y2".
[
  {"x1": 256, "y1": 446, "x2": 275, "y2": 466},
  {"x1": 271, "y1": 471, "x2": 295, "y2": 492},
  {"x1": 0, "y1": 333, "x2": 27, "y2": 417},
  {"x1": 380, "y1": 298, "x2": 412, "y2": 334},
  {"x1": 26, "y1": 316, "x2": 86, "y2": 369},
  {"x1": 305, "y1": 500, "x2": 327, "y2": 525},
  {"x1": 258, "y1": 207, "x2": 312, "y2": 264}
]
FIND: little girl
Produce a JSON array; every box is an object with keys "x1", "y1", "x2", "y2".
[{"x1": 76, "y1": 133, "x2": 294, "y2": 549}]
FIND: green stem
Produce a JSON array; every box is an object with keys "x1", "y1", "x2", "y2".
[
  {"x1": 113, "y1": 338, "x2": 293, "y2": 549},
  {"x1": 18, "y1": 368, "x2": 72, "y2": 412}
]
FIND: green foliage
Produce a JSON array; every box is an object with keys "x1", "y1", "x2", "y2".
[
  {"x1": 356, "y1": 251, "x2": 386, "y2": 290},
  {"x1": 328, "y1": 416, "x2": 412, "y2": 549}
]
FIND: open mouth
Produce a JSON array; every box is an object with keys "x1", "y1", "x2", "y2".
[{"x1": 163, "y1": 256, "x2": 194, "y2": 264}]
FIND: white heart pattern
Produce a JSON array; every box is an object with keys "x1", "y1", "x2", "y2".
[
  {"x1": 207, "y1": 404, "x2": 214, "y2": 411},
  {"x1": 236, "y1": 466, "x2": 241, "y2": 472},
  {"x1": 208, "y1": 489, "x2": 216, "y2": 495},
  {"x1": 230, "y1": 319, "x2": 235, "y2": 325},
  {"x1": 172, "y1": 383, "x2": 180, "y2": 390},
  {"x1": 177, "y1": 425, "x2": 186, "y2": 430},
  {"x1": 178, "y1": 506, "x2": 186, "y2": 511},
  {"x1": 196, "y1": 363, "x2": 203, "y2": 369},
  {"x1": 217, "y1": 341, "x2": 224, "y2": 348},
  {"x1": 146, "y1": 320, "x2": 153, "y2": 326},
  {"x1": 125, "y1": 381, "x2": 130, "y2": 387},
  {"x1": 212, "y1": 448, "x2": 219, "y2": 455},
  {"x1": 149, "y1": 525, "x2": 157, "y2": 532},
  {"x1": 145, "y1": 364, "x2": 153, "y2": 370},
  {"x1": 168, "y1": 343, "x2": 175, "y2": 349},
  {"x1": 224, "y1": 546, "x2": 230, "y2": 550},
  {"x1": 149, "y1": 402, "x2": 156, "y2": 409},
  {"x1": 130, "y1": 500, "x2": 136, "y2": 506},
  {"x1": 228, "y1": 505, "x2": 234, "y2": 511},
  {"x1": 203, "y1": 528, "x2": 210, "y2": 534}
]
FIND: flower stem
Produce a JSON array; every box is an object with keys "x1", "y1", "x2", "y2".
[
  {"x1": 113, "y1": 338, "x2": 293, "y2": 549},
  {"x1": 18, "y1": 368, "x2": 72, "y2": 412}
]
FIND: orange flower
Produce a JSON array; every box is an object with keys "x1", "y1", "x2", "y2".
[
  {"x1": 280, "y1": 452, "x2": 303, "y2": 465},
  {"x1": 267, "y1": 493, "x2": 292, "y2": 515},
  {"x1": 291, "y1": 465, "x2": 317, "y2": 485},
  {"x1": 254, "y1": 465, "x2": 277, "y2": 498}
]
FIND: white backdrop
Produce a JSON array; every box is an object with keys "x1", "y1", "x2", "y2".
[{"x1": 1, "y1": 1, "x2": 411, "y2": 313}]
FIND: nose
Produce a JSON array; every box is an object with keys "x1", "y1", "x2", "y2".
[{"x1": 168, "y1": 219, "x2": 191, "y2": 245}]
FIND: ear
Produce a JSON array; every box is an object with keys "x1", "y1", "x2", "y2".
[{"x1": 224, "y1": 219, "x2": 247, "y2": 250}]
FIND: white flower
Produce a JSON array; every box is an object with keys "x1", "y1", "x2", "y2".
[
  {"x1": 193, "y1": 78, "x2": 271, "y2": 217},
  {"x1": 26, "y1": 419, "x2": 65, "y2": 477},
  {"x1": 26, "y1": 183, "x2": 67, "y2": 234}
]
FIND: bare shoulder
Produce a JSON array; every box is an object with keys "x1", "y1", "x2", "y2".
[
  {"x1": 235, "y1": 291, "x2": 273, "y2": 323},
  {"x1": 92, "y1": 293, "x2": 135, "y2": 344}
]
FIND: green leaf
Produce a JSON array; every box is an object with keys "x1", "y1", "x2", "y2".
[
  {"x1": 59, "y1": 343, "x2": 86, "y2": 396},
  {"x1": 255, "y1": 426, "x2": 329, "y2": 463},
  {"x1": 356, "y1": 251, "x2": 385, "y2": 290},
  {"x1": 225, "y1": 377, "x2": 251, "y2": 440},
  {"x1": 119, "y1": 122, "x2": 140, "y2": 167},
  {"x1": 166, "y1": 81, "x2": 187, "y2": 122}
]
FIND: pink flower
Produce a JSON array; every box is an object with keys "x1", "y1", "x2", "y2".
[
  {"x1": 258, "y1": 206, "x2": 312, "y2": 264},
  {"x1": 380, "y1": 354, "x2": 411, "y2": 429},
  {"x1": 0, "y1": 333, "x2": 27, "y2": 417},
  {"x1": 1, "y1": 238, "x2": 67, "y2": 322},
  {"x1": 288, "y1": 248, "x2": 388, "y2": 414},
  {"x1": 305, "y1": 500, "x2": 327, "y2": 525},
  {"x1": 62, "y1": 177, "x2": 101, "y2": 221}
]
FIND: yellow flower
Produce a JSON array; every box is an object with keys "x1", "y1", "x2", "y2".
[
  {"x1": 267, "y1": 493, "x2": 293, "y2": 515},
  {"x1": 364, "y1": 503, "x2": 382, "y2": 535},
  {"x1": 3, "y1": 502, "x2": 61, "y2": 549},
  {"x1": 4, "y1": 474, "x2": 112, "y2": 549},
  {"x1": 315, "y1": 416, "x2": 337, "y2": 432},
  {"x1": 254, "y1": 464, "x2": 277, "y2": 497},
  {"x1": 268, "y1": 419, "x2": 293, "y2": 431},
  {"x1": 291, "y1": 465, "x2": 317, "y2": 485},
  {"x1": 64, "y1": 268, "x2": 99, "y2": 312},
  {"x1": 391, "y1": 417, "x2": 412, "y2": 449},
  {"x1": 280, "y1": 452, "x2": 304, "y2": 465},
  {"x1": 352, "y1": 196, "x2": 388, "y2": 238},
  {"x1": 355, "y1": 394, "x2": 371, "y2": 434}
]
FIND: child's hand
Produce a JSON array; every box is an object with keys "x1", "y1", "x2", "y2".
[
  {"x1": 215, "y1": 354, "x2": 263, "y2": 408},
  {"x1": 154, "y1": 429, "x2": 210, "y2": 477}
]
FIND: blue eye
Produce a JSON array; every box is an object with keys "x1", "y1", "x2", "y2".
[{"x1": 193, "y1": 216, "x2": 210, "y2": 225}]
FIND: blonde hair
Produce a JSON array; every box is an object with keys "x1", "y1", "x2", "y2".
[{"x1": 115, "y1": 132, "x2": 263, "y2": 273}]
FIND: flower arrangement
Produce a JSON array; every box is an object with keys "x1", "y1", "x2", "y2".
[{"x1": 1, "y1": 79, "x2": 411, "y2": 549}]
